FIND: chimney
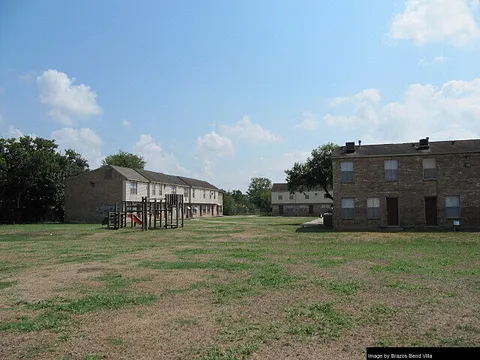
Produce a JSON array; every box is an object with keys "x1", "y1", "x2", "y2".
[
  {"x1": 345, "y1": 142, "x2": 355, "y2": 153},
  {"x1": 418, "y1": 137, "x2": 430, "y2": 150},
  {"x1": 358, "y1": 140, "x2": 362, "y2": 147}
]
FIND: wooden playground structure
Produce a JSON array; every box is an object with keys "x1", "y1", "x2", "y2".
[{"x1": 106, "y1": 194, "x2": 184, "y2": 230}]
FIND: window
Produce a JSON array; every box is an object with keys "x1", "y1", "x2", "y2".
[
  {"x1": 324, "y1": 193, "x2": 329, "y2": 199},
  {"x1": 278, "y1": 195, "x2": 283, "y2": 200},
  {"x1": 159, "y1": 184, "x2": 163, "y2": 196},
  {"x1": 214, "y1": 192, "x2": 216, "y2": 199},
  {"x1": 341, "y1": 198, "x2": 355, "y2": 219},
  {"x1": 193, "y1": 189, "x2": 195, "y2": 198},
  {"x1": 184, "y1": 188, "x2": 188, "y2": 198},
  {"x1": 305, "y1": 194, "x2": 310, "y2": 199},
  {"x1": 367, "y1": 197, "x2": 380, "y2": 219},
  {"x1": 130, "y1": 181, "x2": 138, "y2": 195},
  {"x1": 423, "y1": 158, "x2": 436, "y2": 179},
  {"x1": 210, "y1": 191, "x2": 213, "y2": 199},
  {"x1": 384, "y1": 160, "x2": 398, "y2": 181},
  {"x1": 289, "y1": 193, "x2": 294, "y2": 200},
  {"x1": 152, "y1": 184, "x2": 156, "y2": 196},
  {"x1": 445, "y1": 196, "x2": 460, "y2": 219},
  {"x1": 203, "y1": 190, "x2": 206, "y2": 199},
  {"x1": 341, "y1": 162, "x2": 354, "y2": 182},
  {"x1": 172, "y1": 185, "x2": 177, "y2": 194}
]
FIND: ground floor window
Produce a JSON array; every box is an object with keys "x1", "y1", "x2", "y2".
[
  {"x1": 367, "y1": 197, "x2": 380, "y2": 219},
  {"x1": 341, "y1": 198, "x2": 355, "y2": 219},
  {"x1": 445, "y1": 196, "x2": 460, "y2": 219}
]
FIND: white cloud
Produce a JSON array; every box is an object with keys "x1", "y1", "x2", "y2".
[
  {"x1": 51, "y1": 128, "x2": 104, "y2": 168},
  {"x1": 325, "y1": 88, "x2": 381, "y2": 126},
  {"x1": 418, "y1": 55, "x2": 448, "y2": 66},
  {"x1": 294, "y1": 112, "x2": 319, "y2": 131},
  {"x1": 196, "y1": 131, "x2": 234, "y2": 156},
  {"x1": 133, "y1": 134, "x2": 188, "y2": 175},
  {"x1": 390, "y1": 0, "x2": 480, "y2": 46},
  {"x1": 121, "y1": 119, "x2": 131, "y2": 128},
  {"x1": 324, "y1": 78, "x2": 480, "y2": 143},
  {"x1": 8, "y1": 125, "x2": 24, "y2": 139},
  {"x1": 37, "y1": 70, "x2": 102, "y2": 125},
  {"x1": 221, "y1": 116, "x2": 283, "y2": 143}
]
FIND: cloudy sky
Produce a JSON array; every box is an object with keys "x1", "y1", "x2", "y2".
[{"x1": 1, "y1": 0, "x2": 479, "y2": 191}]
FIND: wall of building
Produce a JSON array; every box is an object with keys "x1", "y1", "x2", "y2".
[
  {"x1": 65, "y1": 167, "x2": 124, "y2": 223},
  {"x1": 333, "y1": 152, "x2": 480, "y2": 230},
  {"x1": 271, "y1": 189, "x2": 333, "y2": 216}
]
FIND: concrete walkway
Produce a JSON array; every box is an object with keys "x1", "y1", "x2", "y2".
[{"x1": 301, "y1": 217, "x2": 324, "y2": 227}]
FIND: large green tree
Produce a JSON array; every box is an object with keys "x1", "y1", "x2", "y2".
[
  {"x1": 285, "y1": 143, "x2": 338, "y2": 200},
  {"x1": 102, "y1": 150, "x2": 146, "y2": 169},
  {"x1": 247, "y1": 177, "x2": 272, "y2": 213},
  {"x1": 0, "y1": 136, "x2": 89, "y2": 223},
  {"x1": 222, "y1": 189, "x2": 255, "y2": 215}
]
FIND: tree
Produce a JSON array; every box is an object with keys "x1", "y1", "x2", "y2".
[
  {"x1": 222, "y1": 190, "x2": 255, "y2": 215},
  {"x1": 0, "y1": 136, "x2": 89, "y2": 223},
  {"x1": 102, "y1": 150, "x2": 146, "y2": 169},
  {"x1": 285, "y1": 142, "x2": 338, "y2": 200},
  {"x1": 247, "y1": 177, "x2": 272, "y2": 212}
]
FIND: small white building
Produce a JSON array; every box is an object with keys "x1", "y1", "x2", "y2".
[{"x1": 271, "y1": 183, "x2": 333, "y2": 216}]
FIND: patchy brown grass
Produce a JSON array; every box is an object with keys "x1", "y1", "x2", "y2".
[{"x1": 0, "y1": 218, "x2": 479, "y2": 359}]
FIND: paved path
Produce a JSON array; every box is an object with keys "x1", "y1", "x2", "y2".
[{"x1": 301, "y1": 217, "x2": 324, "y2": 227}]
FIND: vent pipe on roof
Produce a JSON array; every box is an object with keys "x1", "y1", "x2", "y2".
[{"x1": 358, "y1": 140, "x2": 361, "y2": 147}]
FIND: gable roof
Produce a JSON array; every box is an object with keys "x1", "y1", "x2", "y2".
[
  {"x1": 110, "y1": 166, "x2": 149, "y2": 182},
  {"x1": 272, "y1": 183, "x2": 325, "y2": 192},
  {"x1": 135, "y1": 169, "x2": 187, "y2": 186},
  {"x1": 332, "y1": 139, "x2": 480, "y2": 159},
  {"x1": 177, "y1": 176, "x2": 219, "y2": 190}
]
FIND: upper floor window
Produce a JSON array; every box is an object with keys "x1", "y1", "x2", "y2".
[
  {"x1": 159, "y1": 184, "x2": 163, "y2": 196},
  {"x1": 367, "y1": 197, "x2": 380, "y2": 219},
  {"x1": 184, "y1": 188, "x2": 188, "y2": 198},
  {"x1": 278, "y1": 195, "x2": 283, "y2": 200},
  {"x1": 152, "y1": 184, "x2": 156, "y2": 196},
  {"x1": 324, "y1": 193, "x2": 329, "y2": 199},
  {"x1": 445, "y1": 196, "x2": 460, "y2": 219},
  {"x1": 130, "y1": 181, "x2": 138, "y2": 195},
  {"x1": 423, "y1": 158, "x2": 436, "y2": 179},
  {"x1": 289, "y1": 193, "x2": 294, "y2": 200},
  {"x1": 384, "y1": 160, "x2": 398, "y2": 181},
  {"x1": 172, "y1": 185, "x2": 177, "y2": 194},
  {"x1": 305, "y1": 194, "x2": 310, "y2": 199},
  {"x1": 341, "y1": 198, "x2": 355, "y2": 219},
  {"x1": 341, "y1": 162, "x2": 354, "y2": 182},
  {"x1": 193, "y1": 189, "x2": 195, "y2": 198},
  {"x1": 203, "y1": 190, "x2": 206, "y2": 199}
]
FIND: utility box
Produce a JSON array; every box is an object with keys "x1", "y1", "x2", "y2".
[{"x1": 323, "y1": 213, "x2": 333, "y2": 227}]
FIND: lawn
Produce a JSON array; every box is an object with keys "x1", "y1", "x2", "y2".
[{"x1": 0, "y1": 217, "x2": 479, "y2": 359}]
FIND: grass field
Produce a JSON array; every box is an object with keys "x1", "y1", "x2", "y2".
[{"x1": 1, "y1": 216, "x2": 479, "y2": 359}]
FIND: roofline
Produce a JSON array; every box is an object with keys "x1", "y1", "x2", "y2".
[{"x1": 332, "y1": 149, "x2": 480, "y2": 160}]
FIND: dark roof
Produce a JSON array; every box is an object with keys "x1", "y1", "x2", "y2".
[
  {"x1": 332, "y1": 139, "x2": 480, "y2": 158},
  {"x1": 177, "y1": 176, "x2": 219, "y2": 190},
  {"x1": 135, "y1": 169, "x2": 186, "y2": 186},
  {"x1": 272, "y1": 183, "x2": 324, "y2": 192},
  {"x1": 111, "y1": 166, "x2": 149, "y2": 182}
]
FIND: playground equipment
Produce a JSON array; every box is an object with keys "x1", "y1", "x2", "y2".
[{"x1": 106, "y1": 194, "x2": 184, "y2": 230}]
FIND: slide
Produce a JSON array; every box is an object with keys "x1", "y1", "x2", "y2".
[{"x1": 127, "y1": 213, "x2": 142, "y2": 225}]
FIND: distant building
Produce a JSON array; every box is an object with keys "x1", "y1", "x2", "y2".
[
  {"x1": 332, "y1": 138, "x2": 480, "y2": 230},
  {"x1": 65, "y1": 166, "x2": 223, "y2": 223},
  {"x1": 271, "y1": 183, "x2": 333, "y2": 216}
]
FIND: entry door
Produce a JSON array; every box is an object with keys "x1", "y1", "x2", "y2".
[
  {"x1": 386, "y1": 197, "x2": 399, "y2": 226},
  {"x1": 309, "y1": 205, "x2": 314, "y2": 214},
  {"x1": 279, "y1": 205, "x2": 283, "y2": 215},
  {"x1": 425, "y1": 197, "x2": 438, "y2": 225}
]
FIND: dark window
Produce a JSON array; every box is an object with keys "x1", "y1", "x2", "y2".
[
  {"x1": 341, "y1": 162, "x2": 354, "y2": 182},
  {"x1": 445, "y1": 196, "x2": 460, "y2": 219},
  {"x1": 423, "y1": 158, "x2": 436, "y2": 179},
  {"x1": 278, "y1": 195, "x2": 283, "y2": 200},
  {"x1": 341, "y1": 198, "x2": 355, "y2": 219},
  {"x1": 130, "y1": 182, "x2": 138, "y2": 195},
  {"x1": 384, "y1": 160, "x2": 398, "y2": 181},
  {"x1": 367, "y1": 197, "x2": 380, "y2": 219}
]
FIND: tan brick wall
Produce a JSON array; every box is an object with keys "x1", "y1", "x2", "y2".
[
  {"x1": 65, "y1": 167, "x2": 124, "y2": 223},
  {"x1": 333, "y1": 153, "x2": 480, "y2": 230}
]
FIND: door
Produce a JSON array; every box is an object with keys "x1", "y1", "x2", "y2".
[
  {"x1": 279, "y1": 205, "x2": 284, "y2": 215},
  {"x1": 309, "y1": 205, "x2": 314, "y2": 214},
  {"x1": 425, "y1": 197, "x2": 437, "y2": 225},
  {"x1": 386, "y1": 197, "x2": 399, "y2": 226}
]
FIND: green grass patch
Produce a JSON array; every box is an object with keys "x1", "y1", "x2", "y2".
[
  {"x1": 315, "y1": 258, "x2": 347, "y2": 268},
  {"x1": 27, "y1": 293, "x2": 158, "y2": 314},
  {"x1": 198, "y1": 344, "x2": 258, "y2": 360},
  {"x1": 326, "y1": 280, "x2": 361, "y2": 296},
  {"x1": 285, "y1": 302, "x2": 355, "y2": 340},
  {"x1": 139, "y1": 260, "x2": 251, "y2": 271},
  {"x1": 0, "y1": 280, "x2": 18, "y2": 289},
  {"x1": 94, "y1": 273, "x2": 129, "y2": 290},
  {"x1": 83, "y1": 354, "x2": 103, "y2": 360},
  {"x1": 0, "y1": 311, "x2": 71, "y2": 333}
]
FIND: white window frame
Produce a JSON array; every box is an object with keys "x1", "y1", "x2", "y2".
[
  {"x1": 384, "y1": 160, "x2": 398, "y2": 181},
  {"x1": 130, "y1": 181, "x2": 138, "y2": 195},
  {"x1": 341, "y1": 162, "x2": 354, "y2": 182},
  {"x1": 445, "y1": 196, "x2": 460, "y2": 219},
  {"x1": 152, "y1": 184, "x2": 156, "y2": 196},
  {"x1": 278, "y1": 195, "x2": 283, "y2": 200},
  {"x1": 305, "y1": 193, "x2": 309, "y2": 200},
  {"x1": 341, "y1": 198, "x2": 355, "y2": 219},
  {"x1": 367, "y1": 197, "x2": 380, "y2": 219},
  {"x1": 423, "y1": 158, "x2": 436, "y2": 180},
  {"x1": 289, "y1": 193, "x2": 294, "y2": 200}
]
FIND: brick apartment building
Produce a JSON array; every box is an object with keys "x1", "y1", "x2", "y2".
[
  {"x1": 65, "y1": 165, "x2": 223, "y2": 223},
  {"x1": 332, "y1": 138, "x2": 480, "y2": 230}
]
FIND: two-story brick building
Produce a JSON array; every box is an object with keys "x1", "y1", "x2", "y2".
[
  {"x1": 271, "y1": 183, "x2": 333, "y2": 216},
  {"x1": 65, "y1": 165, "x2": 223, "y2": 223},
  {"x1": 332, "y1": 138, "x2": 480, "y2": 230}
]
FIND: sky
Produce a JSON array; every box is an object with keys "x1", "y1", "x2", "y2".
[{"x1": 1, "y1": 0, "x2": 479, "y2": 191}]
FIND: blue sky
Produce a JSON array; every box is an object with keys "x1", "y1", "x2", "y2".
[{"x1": 1, "y1": 0, "x2": 479, "y2": 191}]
